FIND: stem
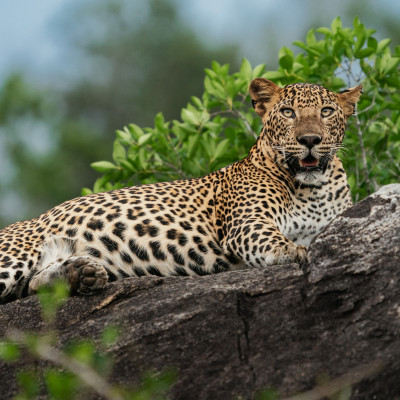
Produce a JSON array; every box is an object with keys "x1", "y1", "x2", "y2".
[
  {"x1": 209, "y1": 108, "x2": 258, "y2": 140},
  {"x1": 355, "y1": 157, "x2": 360, "y2": 203},
  {"x1": 353, "y1": 108, "x2": 379, "y2": 194},
  {"x1": 358, "y1": 92, "x2": 376, "y2": 115},
  {"x1": 231, "y1": 105, "x2": 258, "y2": 140},
  {"x1": 162, "y1": 161, "x2": 189, "y2": 179},
  {"x1": 385, "y1": 150, "x2": 400, "y2": 176},
  {"x1": 283, "y1": 360, "x2": 384, "y2": 400},
  {"x1": 6, "y1": 328, "x2": 124, "y2": 400}
]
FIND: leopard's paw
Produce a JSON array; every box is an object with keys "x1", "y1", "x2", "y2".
[{"x1": 64, "y1": 257, "x2": 108, "y2": 296}]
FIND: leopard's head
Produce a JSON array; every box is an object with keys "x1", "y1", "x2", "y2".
[{"x1": 249, "y1": 78, "x2": 362, "y2": 184}]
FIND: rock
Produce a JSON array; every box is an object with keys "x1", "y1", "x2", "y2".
[
  {"x1": 1, "y1": 185, "x2": 400, "y2": 400},
  {"x1": 308, "y1": 182, "x2": 400, "y2": 281}
]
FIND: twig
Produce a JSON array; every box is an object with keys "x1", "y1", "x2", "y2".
[
  {"x1": 353, "y1": 108, "x2": 379, "y2": 193},
  {"x1": 358, "y1": 92, "x2": 376, "y2": 115},
  {"x1": 209, "y1": 108, "x2": 258, "y2": 140},
  {"x1": 162, "y1": 160, "x2": 190, "y2": 179},
  {"x1": 354, "y1": 157, "x2": 360, "y2": 202},
  {"x1": 6, "y1": 328, "x2": 124, "y2": 400},
  {"x1": 283, "y1": 360, "x2": 385, "y2": 400},
  {"x1": 385, "y1": 150, "x2": 400, "y2": 176},
  {"x1": 231, "y1": 104, "x2": 258, "y2": 139}
]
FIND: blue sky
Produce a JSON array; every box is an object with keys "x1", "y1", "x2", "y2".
[
  {"x1": 0, "y1": 0, "x2": 67, "y2": 79},
  {"x1": 1, "y1": 0, "x2": 399, "y2": 83}
]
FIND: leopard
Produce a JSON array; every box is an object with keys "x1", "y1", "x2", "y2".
[{"x1": 0, "y1": 78, "x2": 362, "y2": 303}]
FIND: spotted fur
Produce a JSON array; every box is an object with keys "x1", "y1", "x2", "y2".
[{"x1": 0, "y1": 79, "x2": 362, "y2": 303}]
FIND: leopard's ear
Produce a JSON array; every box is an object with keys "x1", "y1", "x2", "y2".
[
  {"x1": 249, "y1": 78, "x2": 282, "y2": 117},
  {"x1": 338, "y1": 84, "x2": 363, "y2": 118}
]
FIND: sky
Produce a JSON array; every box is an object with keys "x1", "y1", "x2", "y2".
[
  {"x1": 1, "y1": 0, "x2": 399, "y2": 84},
  {"x1": 0, "y1": 0, "x2": 67, "y2": 79}
]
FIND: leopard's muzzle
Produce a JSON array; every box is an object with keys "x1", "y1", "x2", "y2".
[{"x1": 286, "y1": 152, "x2": 330, "y2": 177}]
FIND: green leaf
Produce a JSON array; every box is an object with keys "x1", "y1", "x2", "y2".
[
  {"x1": 353, "y1": 15, "x2": 361, "y2": 28},
  {"x1": 293, "y1": 40, "x2": 320, "y2": 57},
  {"x1": 367, "y1": 37, "x2": 378, "y2": 50},
  {"x1": 252, "y1": 63, "x2": 266, "y2": 79},
  {"x1": 202, "y1": 136, "x2": 215, "y2": 159},
  {"x1": 191, "y1": 96, "x2": 203, "y2": 108},
  {"x1": 187, "y1": 134, "x2": 200, "y2": 158},
  {"x1": 181, "y1": 108, "x2": 199, "y2": 125},
  {"x1": 69, "y1": 341, "x2": 96, "y2": 364},
  {"x1": 115, "y1": 129, "x2": 131, "y2": 143},
  {"x1": 138, "y1": 132, "x2": 154, "y2": 146},
  {"x1": 206, "y1": 78, "x2": 227, "y2": 99},
  {"x1": 331, "y1": 16, "x2": 342, "y2": 34},
  {"x1": 377, "y1": 38, "x2": 391, "y2": 53},
  {"x1": 112, "y1": 140, "x2": 126, "y2": 163},
  {"x1": 101, "y1": 326, "x2": 120, "y2": 347},
  {"x1": 200, "y1": 109, "x2": 210, "y2": 125},
  {"x1": 279, "y1": 55, "x2": 293, "y2": 71},
  {"x1": 17, "y1": 371, "x2": 40, "y2": 398},
  {"x1": 93, "y1": 174, "x2": 111, "y2": 193},
  {"x1": 45, "y1": 370, "x2": 78, "y2": 400},
  {"x1": 384, "y1": 57, "x2": 400, "y2": 74},
  {"x1": 220, "y1": 63, "x2": 230, "y2": 76},
  {"x1": 384, "y1": 76, "x2": 400, "y2": 89},
  {"x1": 255, "y1": 387, "x2": 280, "y2": 400},
  {"x1": 138, "y1": 147, "x2": 150, "y2": 169},
  {"x1": 240, "y1": 58, "x2": 253, "y2": 80},
  {"x1": 330, "y1": 76, "x2": 346, "y2": 89},
  {"x1": 81, "y1": 187, "x2": 93, "y2": 196},
  {"x1": 0, "y1": 341, "x2": 20, "y2": 361},
  {"x1": 91, "y1": 161, "x2": 119, "y2": 173},
  {"x1": 355, "y1": 47, "x2": 376, "y2": 59},
  {"x1": 316, "y1": 27, "x2": 331, "y2": 36},
  {"x1": 306, "y1": 29, "x2": 317, "y2": 45},
  {"x1": 128, "y1": 123, "x2": 144, "y2": 139},
  {"x1": 205, "y1": 68, "x2": 217, "y2": 79},
  {"x1": 279, "y1": 47, "x2": 294, "y2": 71},
  {"x1": 293, "y1": 40, "x2": 308, "y2": 51},
  {"x1": 119, "y1": 159, "x2": 135, "y2": 173},
  {"x1": 155, "y1": 112, "x2": 167, "y2": 132},
  {"x1": 378, "y1": 51, "x2": 400, "y2": 75},
  {"x1": 212, "y1": 138, "x2": 230, "y2": 161},
  {"x1": 263, "y1": 71, "x2": 286, "y2": 81},
  {"x1": 38, "y1": 280, "x2": 69, "y2": 321},
  {"x1": 211, "y1": 60, "x2": 222, "y2": 73},
  {"x1": 353, "y1": 24, "x2": 366, "y2": 55}
]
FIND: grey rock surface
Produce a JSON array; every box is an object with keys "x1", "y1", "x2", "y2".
[{"x1": 1, "y1": 185, "x2": 400, "y2": 400}]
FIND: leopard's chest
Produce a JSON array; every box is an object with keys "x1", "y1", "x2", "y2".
[{"x1": 278, "y1": 192, "x2": 348, "y2": 247}]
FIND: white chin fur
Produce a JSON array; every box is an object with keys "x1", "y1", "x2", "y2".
[{"x1": 295, "y1": 170, "x2": 326, "y2": 185}]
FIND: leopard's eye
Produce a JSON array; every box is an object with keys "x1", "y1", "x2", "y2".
[
  {"x1": 321, "y1": 107, "x2": 334, "y2": 117},
  {"x1": 281, "y1": 108, "x2": 295, "y2": 118}
]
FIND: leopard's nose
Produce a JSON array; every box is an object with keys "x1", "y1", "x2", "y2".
[{"x1": 297, "y1": 135, "x2": 322, "y2": 149}]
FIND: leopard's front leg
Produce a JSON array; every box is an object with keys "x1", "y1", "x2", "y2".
[{"x1": 223, "y1": 217, "x2": 308, "y2": 268}]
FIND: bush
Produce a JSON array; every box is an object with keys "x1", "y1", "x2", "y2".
[{"x1": 85, "y1": 17, "x2": 400, "y2": 202}]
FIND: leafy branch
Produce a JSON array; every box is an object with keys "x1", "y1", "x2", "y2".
[
  {"x1": 0, "y1": 282, "x2": 175, "y2": 400},
  {"x1": 85, "y1": 17, "x2": 400, "y2": 202},
  {"x1": 5, "y1": 328, "x2": 124, "y2": 400}
]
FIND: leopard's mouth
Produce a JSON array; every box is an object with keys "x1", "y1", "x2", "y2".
[
  {"x1": 286, "y1": 153, "x2": 329, "y2": 176},
  {"x1": 299, "y1": 154, "x2": 319, "y2": 168}
]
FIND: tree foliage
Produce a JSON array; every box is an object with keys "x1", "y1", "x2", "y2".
[
  {"x1": 87, "y1": 17, "x2": 400, "y2": 202},
  {"x1": 0, "y1": 74, "x2": 108, "y2": 227},
  {"x1": 0, "y1": 0, "x2": 238, "y2": 227},
  {"x1": 57, "y1": 0, "x2": 239, "y2": 129}
]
